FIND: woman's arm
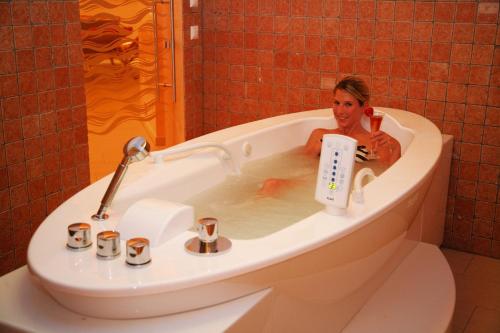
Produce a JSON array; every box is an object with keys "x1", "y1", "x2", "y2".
[
  {"x1": 257, "y1": 178, "x2": 299, "y2": 197},
  {"x1": 304, "y1": 128, "x2": 326, "y2": 156},
  {"x1": 304, "y1": 128, "x2": 340, "y2": 156}
]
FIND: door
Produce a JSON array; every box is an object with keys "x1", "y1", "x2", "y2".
[{"x1": 79, "y1": 0, "x2": 183, "y2": 181}]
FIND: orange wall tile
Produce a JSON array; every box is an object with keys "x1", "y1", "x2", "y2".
[{"x1": 0, "y1": 0, "x2": 89, "y2": 275}]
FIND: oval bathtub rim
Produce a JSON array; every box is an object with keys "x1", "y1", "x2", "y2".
[{"x1": 27, "y1": 108, "x2": 443, "y2": 298}]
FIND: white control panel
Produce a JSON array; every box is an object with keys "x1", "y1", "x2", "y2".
[{"x1": 315, "y1": 134, "x2": 357, "y2": 215}]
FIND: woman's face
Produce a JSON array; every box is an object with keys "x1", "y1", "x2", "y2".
[{"x1": 332, "y1": 89, "x2": 364, "y2": 131}]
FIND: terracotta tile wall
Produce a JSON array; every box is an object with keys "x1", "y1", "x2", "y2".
[
  {"x1": 199, "y1": 1, "x2": 500, "y2": 258},
  {"x1": 0, "y1": 1, "x2": 90, "y2": 276},
  {"x1": 183, "y1": 0, "x2": 204, "y2": 139}
]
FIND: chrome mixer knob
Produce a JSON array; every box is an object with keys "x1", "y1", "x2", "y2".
[
  {"x1": 126, "y1": 237, "x2": 151, "y2": 266},
  {"x1": 96, "y1": 231, "x2": 121, "y2": 259},
  {"x1": 66, "y1": 223, "x2": 92, "y2": 250}
]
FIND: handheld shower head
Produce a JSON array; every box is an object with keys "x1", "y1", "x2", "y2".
[
  {"x1": 124, "y1": 136, "x2": 150, "y2": 162},
  {"x1": 92, "y1": 136, "x2": 150, "y2": 221}
]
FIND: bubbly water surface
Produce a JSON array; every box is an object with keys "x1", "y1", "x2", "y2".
[{"x1": 185, "y1": 147, "x2": 387, "y2": 239}]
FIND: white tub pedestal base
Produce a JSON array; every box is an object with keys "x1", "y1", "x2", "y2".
[
  {"x1": 342, "y1": 242, "x2": 455, "y2": 333},
  {"x1": 0, "y1": 242, "x2": 454, "y2": 333}
]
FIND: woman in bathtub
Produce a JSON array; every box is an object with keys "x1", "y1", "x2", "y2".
[
  {"x1": 259, "y1": 76, "x2": 401, "y2": 197},
  {"x1": 305, "y1": 76, "x2": 400, "y2": 163}
]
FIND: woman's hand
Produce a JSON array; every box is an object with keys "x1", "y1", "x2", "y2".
[
  {"x1": 371, "y1": 131, "x2": 401, "y2": 165},
  {"x1": 371, "y1": 130, "x2": 391, "y2": 148}
]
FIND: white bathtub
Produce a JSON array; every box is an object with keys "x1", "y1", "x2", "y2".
[{"x1": 26, "y1": 108, "x2": 451, "y2": 331}]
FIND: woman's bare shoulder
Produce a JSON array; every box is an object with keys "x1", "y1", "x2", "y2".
[
  {"x1": 310, "y1": 128, "x2": 340, "y2": 135},
  {"x1": 311, "y1": 128, "x2": 328, "y2": 134}
]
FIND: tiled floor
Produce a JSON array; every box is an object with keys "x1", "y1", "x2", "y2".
[{"x1": 441, "y1": 247, "x2": 500, "y2": 333}]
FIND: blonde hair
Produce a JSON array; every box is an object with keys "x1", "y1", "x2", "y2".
[{"x1": 333, "y1": 76, "x2": 370, "y2": 106}]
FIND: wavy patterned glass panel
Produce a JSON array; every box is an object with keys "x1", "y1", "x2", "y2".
[{"x1": 79, "y1": 0, "x2": 159, "y2": 180}]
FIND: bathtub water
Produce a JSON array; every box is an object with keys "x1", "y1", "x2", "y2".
[{"x1": 187, "y1": 147, "x2": 388, "y2": 240}]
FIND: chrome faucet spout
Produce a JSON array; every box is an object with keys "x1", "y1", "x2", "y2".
[{"x1": 92, "y1": 137, "x2": 150, "y2": 221}]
